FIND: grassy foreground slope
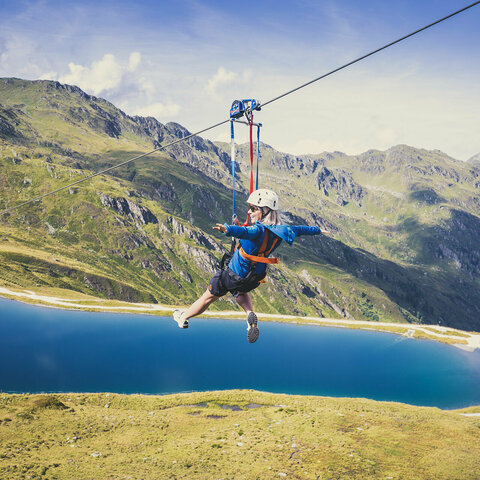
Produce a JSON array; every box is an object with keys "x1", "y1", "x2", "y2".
[{"x1": 1, "y1": 391, "x2": 479, "y2": 480}]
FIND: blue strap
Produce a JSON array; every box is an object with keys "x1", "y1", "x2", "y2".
[
  {"x1": 256, "y1": 124, "x2": 261, "y2": 190},
  {"x1": 230, "y1": 120, "x2": 236, "y2": 219}
]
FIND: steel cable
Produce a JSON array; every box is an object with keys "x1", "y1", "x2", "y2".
[{"x1": 1, "y1": 0, "x2": 479, "y2": 216}]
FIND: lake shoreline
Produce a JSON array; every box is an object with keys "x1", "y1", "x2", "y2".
[
  {"x1": 2, "y1": 291, "x2": 480, "y2": 410},
  {"x1": 1, "y1": 285, "x2": 479, "y2": 351}
]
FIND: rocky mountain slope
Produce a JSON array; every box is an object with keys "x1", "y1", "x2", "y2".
[{"x1": 1, "y1": 77, "x2": 480, "y2": 330}]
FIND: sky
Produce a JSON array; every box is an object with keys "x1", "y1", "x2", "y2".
[{"x1": 0, "y1": 0, "x2": 479, "y2": 160}]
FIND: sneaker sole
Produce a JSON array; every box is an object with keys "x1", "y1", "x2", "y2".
[
  {"x1": 173, "y1": 310, "x2": 189, "y2": 329},
  {"x1": 247, "y1": 312, "x2": 259, "y2": 343}
]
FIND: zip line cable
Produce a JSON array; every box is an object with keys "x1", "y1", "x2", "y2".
[
  {"x1": 261, "y1": 0, "x2": 480, "y2": 109},
  {"x1": 1, "y1": 0, "x2": 479, "y2": 217},
  {"x1": 0, "y1": 118, "x2": 229, "y2": 215}
]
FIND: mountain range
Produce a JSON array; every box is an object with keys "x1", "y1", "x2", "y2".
[{"x1": 1, "y1": 77, "x2": 480, "y2": 330}]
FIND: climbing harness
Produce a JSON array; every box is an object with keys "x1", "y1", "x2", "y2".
[
  {"x1": 239, "y1": 229, "x2": 279, "y2": 284},
  {"x1": 238, "y1": 230, "x2": 279, "y2": 265},
  {"x1": 221, "y1": 228, "x2": 279, "y2": 284},
  {"x1": 229, "y1": 99, "x2": 262, "y2": 224}
]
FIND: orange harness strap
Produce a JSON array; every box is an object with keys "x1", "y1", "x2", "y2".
[
  {"x1": 238, "y1": 231, "x2": 279, "y2": 264},
  {"x1": 239, "y1": 249, "x2": 279, "y2": 264}
]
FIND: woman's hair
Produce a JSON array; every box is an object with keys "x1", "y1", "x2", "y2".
[{"x1": 260, "y1": 207, "x2": 281, "y2": 225}]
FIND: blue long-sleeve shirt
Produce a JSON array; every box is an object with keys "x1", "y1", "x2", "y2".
[{"x1": 223, "y1": 222, "x2": 321, "y2": 278}]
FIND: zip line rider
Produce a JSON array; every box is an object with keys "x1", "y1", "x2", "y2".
[{"x1": 173, "y1": 188, "x2": 327, "y2": 343}]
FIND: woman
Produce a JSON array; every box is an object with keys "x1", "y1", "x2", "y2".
[{"x1": 173, "y1": 188, "x2": 326, "y2": 343}]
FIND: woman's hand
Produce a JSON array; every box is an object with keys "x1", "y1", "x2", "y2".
[{"x1": 213, "y1": 223, "x2": 227, "y2": 234}]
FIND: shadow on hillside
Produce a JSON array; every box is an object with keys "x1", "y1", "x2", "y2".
[
  {"x1": 302, "y1": 231, "x2": 480, "y2": 331},
  {"x1": 408, "y1": 187, "x2": 445, "y2": 205},
  {"x1": 405, "y1": 208, "x2": 480, "y2": 279}
]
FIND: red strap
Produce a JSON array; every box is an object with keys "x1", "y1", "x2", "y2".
[
  {"x1": 239, "y1": 115, "x2": 255, "y2": 228},
  {"x1": 249, "y1": 118, "x2": 254, "y2": 194}
]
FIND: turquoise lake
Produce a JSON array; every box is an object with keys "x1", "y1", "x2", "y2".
[{"x1": 1, "y1": 298, "x2": 479, "y2": 409}]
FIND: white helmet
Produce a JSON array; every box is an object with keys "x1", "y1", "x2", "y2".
[{"x1": 247, "y1": 189, "x2": 279, "y2": 211}]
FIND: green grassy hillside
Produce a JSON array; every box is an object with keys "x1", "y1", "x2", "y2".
[
  {"x1": 1, "y1": 77, "x2": 480, "y2": 330},
  {"x1": 1, "y1": 391, "x2": 479, "y2": 480}
]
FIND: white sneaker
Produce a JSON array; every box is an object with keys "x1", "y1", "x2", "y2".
[
  {"x1": 246, "y1": 312, "x2": 259, "y2": 343},
  {"x1": 173, "y1": 309, "x2": 188, "y2": 328}
]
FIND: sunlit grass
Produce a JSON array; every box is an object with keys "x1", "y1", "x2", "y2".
[{"x1": 1, "y1": 391, "x2": 479, "y2": 480}]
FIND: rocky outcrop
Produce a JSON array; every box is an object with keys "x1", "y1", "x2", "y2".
[
  {"x1": 181, "y1": 243, "x2": 218, "y2": 275},
  {"x1": 355, "y1": 150, "x2": 386, "y2": 174},
  {"x1": 115, "y1": 232, "x2": 153, "y2": 249},
  {"x1": 165, "y1": 216, "x2": 222, "y2": 252},
  {"x1": 192, "y1": 185, "x2": 223, "y2": 220},
  {"x1": 316, "y1": 166, "x2": 364, "y2": 206},
  {"x1": 99, "y1": 194, "x2": 157, "y2": 225},
  {"x1": 264, "y1": 147, "x2": 326, "y2": 175},
  {"x1": 166, "y1": 122, "x2": 209, "y2": 152},
  {"x1": 153, "y1": 182, "x2": 176, "y2": 202},
  {"x1": 66, "y1": 104, "x2": 121, "y2": 138},
  {"x1": 0, "y1": 104, "x2": 36, "y2": 140},
  {"x1": 167, "y1": 142, "x2": 230, "y2": 183},
  {"x1": 430, "y1": 209, "x2": 480, "y2": 278},
  {"x1": 0, "y1": 107, "x2": 21, "y2": 138},
  {"x1": 296, "y1": 156, "x2": 323, "y2": 175},
  {"x1": 268, "y1": 151, "x2": 301, "y2": 171},
  {"x1": 131, "y1": 115, "x2": 167, "y2": 145},
  {"x1": 140, "y1": 256, "x2": 172, "y2": 279}
]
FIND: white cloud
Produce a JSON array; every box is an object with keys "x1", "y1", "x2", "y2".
[
  {"x1": 0, "y1": 37, "x2": 7, "y2": 65},
  {"x1": 206, "y1": 67, "x2": 237, "y2": 95},
  {"x1": 128, "y1": 52, "x2": 141, "y2": 72},
  {"x1": 133, "y1": 101, "x2": 181, "y2": 120},
  {"x1": 37, "y1": 51, "x2": 186, "y2": 124},
  {"x1": 137, "y1": 76, "x2": 156, "y2": 97},
  {"x1": 38, "y1": 71, "x2": 58, "y2": 80},
  {"x1": 205, "y1": 67, "x2": 253, "y2": 96},
  {"x1": 40, "y1": 52, "x2": 143, "y2": 98},
  {"x1": 57, "y1": 53, "x2": 129, "y2": 95}
]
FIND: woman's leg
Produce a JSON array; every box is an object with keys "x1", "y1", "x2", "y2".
[
  {"x1": 183, "y1": 289, "x2": 219, "y2": 320},
  {"x1": 235, "y1": 292, "x2": 259, "y2": 343},
  {"x1": 235, "y1": 292, "x2": 253, "y2": 313}
]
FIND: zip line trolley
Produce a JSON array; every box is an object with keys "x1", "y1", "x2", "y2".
[{"x1": 228, "y1": 99, "x2": 262, "y2": 225}]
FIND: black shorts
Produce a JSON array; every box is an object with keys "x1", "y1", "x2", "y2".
[{"x1": 208, "y1": 268, "x2": 264, "y2": 298}]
